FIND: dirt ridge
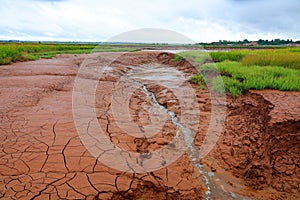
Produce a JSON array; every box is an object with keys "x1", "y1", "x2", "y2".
[{"x1": 212, "y1": 90, "x2": 300, "y2": 194}]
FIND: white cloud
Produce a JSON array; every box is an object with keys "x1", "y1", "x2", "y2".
[{"x1": 0, "y1": 0, "x2": 299, "y2": 42}]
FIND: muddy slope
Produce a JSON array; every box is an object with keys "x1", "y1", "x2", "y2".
[{"x1": 204, "y1": 90, "x2": 300, "y2": 198}]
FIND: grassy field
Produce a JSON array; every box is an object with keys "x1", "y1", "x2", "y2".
[
  {"x1": 181, "y1": 48, "x2": 300, "y2": 97},
  {"x1": 0, "y1": 43, "x2": 137, "y2": 65},
  {"x1": 209, "y1": 48, "x2": 300, "y2": 69}
]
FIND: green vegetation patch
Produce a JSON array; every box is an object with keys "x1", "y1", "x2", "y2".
[
  {"x1": 192, "y1": 61, "x2": 300, "y2": 97},
  {"x1": 241, "y1": 53, "x2": 300, "y2": 69},
  {"x1": 173, "y1": 54, "x2": 185, "y2": 61},
  {"x1": 209, "y1": 50, "x2": 249, "y2": 62},
  {"x1": 208, "y1": 48, "x2": 300, "y2": 69},
  {"x1": 190, "y1": 74, "x2": 207, "y2": 90},
  {"x1": 185, "y1": 49, "x2": 300, "y2": 97},
  {"x1": 0, "y1": 43, "x2": 138, "y2": 65},
  {"x1": 178, "y1": 51, "x2": 210, "y2": 63},
  {"x1": 212, "y1": 61, "x2": 300, "y2": 97}
]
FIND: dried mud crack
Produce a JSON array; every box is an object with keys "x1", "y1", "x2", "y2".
[{"x1": 0, "y1": 52, "x2": 299, "y2": 200}]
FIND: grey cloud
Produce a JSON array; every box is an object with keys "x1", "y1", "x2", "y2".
[
  {"x1": 205, "y1": 0, "x2": 300, "y2": 39},
  {"x1": 0, "y1": 0, "x2": 299, "y2": 42}
]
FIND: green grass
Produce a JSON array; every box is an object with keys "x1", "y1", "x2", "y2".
[
  {"x1": 208, "y1": 48, "x2": 300, "y2": 69},
  {"x1": 0, "y1": 43, "x2": 138, "y2": 65},
  {"x1": 181, "y1": 49, "x2": 300, "y2": 97},
  {"x1": 241, "y1": 53, "x2": 300, "y2": 69},
  {"x1": 190, "y1": 74, "x2": 207, "y2": 90},
  {"x1": 209, "y1": 50, "x2": 249, "y2": 62},
  {"x1": 208, "y1": 61, "x2": 300, "y2": 97},
  {"x1": 178, "y1": 51, "x2": 210, "y2": 63},
  {"x1": 179, "y1": 48, "x2": 300, "y2": 69},
  {"x1": 173, "y1": 54, "x2": 185, "y2": 61}
]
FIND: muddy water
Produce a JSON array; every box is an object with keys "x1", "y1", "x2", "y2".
[{"x1": 142, "y1": 85, "x2": 212, "y2": 199}]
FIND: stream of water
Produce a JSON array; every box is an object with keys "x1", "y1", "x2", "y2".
[
  {"x1": 142, "y1": 85, "x2": 212, "y2": 200},
  {"x1": 142, "y1": 84, "x2": 248, "y2": 200},
  {"x1": 126, "y1": 64, "x2": 245, "y2": 199}
]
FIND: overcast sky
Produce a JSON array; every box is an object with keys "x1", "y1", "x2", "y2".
[{"x1": 0, "y1": 0, "x2": 299, "y2": 42}]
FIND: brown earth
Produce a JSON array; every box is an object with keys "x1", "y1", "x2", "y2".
[
  {"x1": 0, "y1": 52, "x2": 299, "y2": 199},
  {"x1": 200, "y1": 90, "x2": 300, "y2": 199}
]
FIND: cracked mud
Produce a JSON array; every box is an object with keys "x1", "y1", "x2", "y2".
[{"x1": 0, "y1": 52, "x2": 299, "y2": 199}]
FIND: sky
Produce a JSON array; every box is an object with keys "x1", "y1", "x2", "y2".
[{"x1": 0, "y1": 0, "x2": 299, "y2": 43}]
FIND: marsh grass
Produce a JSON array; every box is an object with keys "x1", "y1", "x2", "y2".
[
  {"x1": 209, "y1": 48, "x2": 300, "y2": 69},
  {"x1": 191, "y1": 61, "x2": 300, "y2": 97},
  {"x1": 209, "y1": 51, "x2": 249, "y2": 62},
  {"x1": 241, "y1": 53, "x2": 300, "y2": 69},
  {"x1": 213, "y1": 61, "x2": 300, "y2": 97},
  {"x1": 178, "y1": 51, "x2": 210, "y2": 63},
  {"x1": 0, "y1": 43, "x2": 137, "y2": 65},
  {"x1": 183, "y1": 49, "x2": 300, "y2": 97}
]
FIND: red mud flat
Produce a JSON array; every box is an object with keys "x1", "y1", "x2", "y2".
[{"x1": 0, "y1": 52, "x2": 299, "y2": 199}]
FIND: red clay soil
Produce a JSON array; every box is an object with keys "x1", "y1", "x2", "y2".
[
  {"x1": 0, "y1": 52, "x2": 299, "y2": 199},
  {"x1": 200, "y1": 90, "x2": 300, "y2": 199}
]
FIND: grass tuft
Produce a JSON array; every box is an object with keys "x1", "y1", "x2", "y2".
[
  {"x1": 173, "y1": 54, "x2": 185, "y2": 61},
  {"x1": 190, "y1": 74, "x2": 207, "y2": 90}
]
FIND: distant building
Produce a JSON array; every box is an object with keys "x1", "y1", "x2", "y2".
[
  {"x1": 242, "y1": 42, "x2": 257, "y2": 46},
  {"x1": 250, "y1": 41, "x2": 258, "y2": 46},
  {"x1": 287, "y1": 43, "x2": 300, "y2": 47}
]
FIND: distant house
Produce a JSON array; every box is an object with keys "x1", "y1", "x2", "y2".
[
  {"x1": 287, "y1": 43, "x2": 300, "y2": 47},
  {"x1": 242, "y1": 41, "x2": 258, "y2": 46},
  {"x1": 242, "y1": 43, "x2": 251, "y2": 46},
  {"x1": 250, "y1": 41, "x2": 258, "y2": 46}
]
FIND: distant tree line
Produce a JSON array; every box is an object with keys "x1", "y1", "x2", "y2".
[
  {"x1": 199, "y1": 39, "x2": 300, "y2": 46},
  {"x1": 257, "y1": 39, "x2": 296, "y2": 45}
]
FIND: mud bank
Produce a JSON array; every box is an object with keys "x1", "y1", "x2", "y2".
[
  {"x1": 0, "y1": 52, "x2": 299, "y2": 199},
  {"x1": 200, "y1": 90, "x2": 300, "y2": 199}
]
